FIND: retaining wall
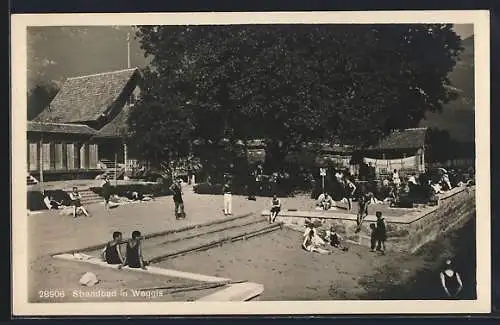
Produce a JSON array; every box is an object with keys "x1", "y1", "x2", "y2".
[{"x1": 263, "y1": 186, "x2": 476, "y2": 253}]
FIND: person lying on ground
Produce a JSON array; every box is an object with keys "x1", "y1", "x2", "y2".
[
  {"x1": 43, "y1": 195, "x2": 63, "y2": 210},
  {"x1": 326, "y1": 226, "x2": 348, "y2": 251},
  {"x1": 120, "y1": 230, "x2": 148, "y2": 270},
  {"x1": 302, "y1": 228, "x2": 330, "y2": 254},
  {"x1": 317, "y1": 192, "x2": 335, "y2": 210},
  {"x1": 269, "y1": 194, "x2": 281, "y2": 224},
  {"x1": 101, "y1": 231, "x2": 124, "y2": 265}
]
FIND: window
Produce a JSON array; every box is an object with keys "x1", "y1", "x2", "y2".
[
  {"x1": 66, "y1": 143, "x2": 75, "y2": 169},
  {"x1": 89, "y1": 144, "x2": 98, "y2": 169},
  {"x1": 54, "y1": 143, "x2": 64, "y2": 169},
  {"x1": 28, "y1": 142, "x2": 38, "y2": 171},
  {"x1": 42, "y1": 143, "x2": 51, "y2": 170},
  {"x1": 80, "y1": 144, "x2": 88, "y2": 169}
]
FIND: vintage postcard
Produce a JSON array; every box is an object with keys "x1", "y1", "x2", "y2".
[{"x1": 11, "y1": 10, "x2": 491, "y2": 316}]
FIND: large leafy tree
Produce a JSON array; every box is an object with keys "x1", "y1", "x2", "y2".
[{"x1": 129, "y1": 24, "x2": 462, "y2": 172}]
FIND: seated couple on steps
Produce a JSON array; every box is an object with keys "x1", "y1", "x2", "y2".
[{"x1": 101, "y1": 230, "x2": 149, "y2": 270}]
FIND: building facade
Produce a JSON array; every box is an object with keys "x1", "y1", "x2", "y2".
[{"x1": 27, "y1": 68, "x2": 141, "y2": 181}]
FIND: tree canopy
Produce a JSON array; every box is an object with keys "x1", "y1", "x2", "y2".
[{"x1": 129, "y1": 24, "x2": 463, "y2": 171}]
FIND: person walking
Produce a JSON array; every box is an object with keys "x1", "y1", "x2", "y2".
[
  {"x1": 223, "y1": 180, "x2": 232, "y2": 216},
  {"x1": 102, "y1": 176, "x2": 112, "y2": 211},
  {"x1": 169, "y1": 178, "x2": 185, "y2": 220},
  {"x1": 355, "y1": 191, "x2": 371, "y2": 233}
]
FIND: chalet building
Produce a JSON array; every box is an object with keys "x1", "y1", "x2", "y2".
[
  {"x1": 27, "y1": 68, "x2": 142, "y2": 181},
  {"x1": 358, "y1": 127, "x2": 429, "y2": 176}
]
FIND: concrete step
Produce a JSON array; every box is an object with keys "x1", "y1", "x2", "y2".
[
  {"x1": 27, "y1": 174, "x2": 38, "y2": 185},
  {"x1": 142, "y1": 215, "x2": 282, "y2": 262}
]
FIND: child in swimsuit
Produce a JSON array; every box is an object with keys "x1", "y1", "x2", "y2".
[
  {"x1": 102, "y1": 231, "x2": 124, "y2": 265},
  {"x1": 121, "y1": 230, "x2": 147, "y2": 270}
]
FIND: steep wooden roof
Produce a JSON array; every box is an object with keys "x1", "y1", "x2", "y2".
[
  {"x1": 27, "y1": 121, "x2": 97, "y2": 135},
  {"x1": 34, "y1": 68, "x2": 139, "y2": 124},
  {"x1": 371, "y1": 128, "x2": 429, "y2": 150},
  {"x1": 92, "y1": 105, "x2": 131, "y2": 139}
]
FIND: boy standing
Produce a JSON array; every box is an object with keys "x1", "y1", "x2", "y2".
[{"x1": 375, "y1": 211, "x2": 387, "y2": 254}]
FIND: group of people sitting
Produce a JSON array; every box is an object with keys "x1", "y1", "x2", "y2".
[
  {"x1": 101, "y1": 230, "x2": 148, "y2": 270},
  {"x1": 43, "y1": 186, "x2": 90, "y2": 218},
  {"x1": 301, "y1": 219, "x2": 349, "y2": 254},
  {"x1": 301, "y1": 211, "x2": 388, "y2": 255}
]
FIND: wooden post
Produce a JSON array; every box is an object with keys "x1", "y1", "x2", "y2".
[
  {"x1": 421, "y1": 146, "x2": 426, "y2": 173},
  {"x1": 114, "y1": 152, "x2": 118, "y2": 186},
  {"x1": 123, "y1": 141, "x2": 128, "y2": 179},
  {"x1": 127, "y1": 32, "x2": 131, "y2": 69},
  {"x1": 39, "y1": 135, "x2": 44, "y2": 193}
]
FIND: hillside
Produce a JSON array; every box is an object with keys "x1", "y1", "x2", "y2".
[{"x1": 420, "y1": 35, "x2": 475, "y2": 143}]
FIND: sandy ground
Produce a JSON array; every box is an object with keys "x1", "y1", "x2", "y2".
[
  {"x1": 157, "y1": 228, "x2": 420, "y2": 300},
  {"x1": 159, "y1": 216, "x2": 477, "y2": 301},
  {"x1": 29, "y1": 258, "x2": 218, "y2": 302},
  {"x1": 26, "y1": 188, "x2": 475, "y2": 302}
]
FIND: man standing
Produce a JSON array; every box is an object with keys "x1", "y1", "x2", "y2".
[
  {"x1": 223, "y1": 180, "x2": 232, "y2": 216},
  {"x1": 169, "y1": 178, "x2": 185, "y2": 220}
]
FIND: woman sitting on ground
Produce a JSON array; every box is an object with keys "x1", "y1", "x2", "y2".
[
  {"x1": 302, "y1": 226, "x2": 330, "y2": 254},
  {"x1": 120, "y1": 230, "x2": 147, "y2": 270},
  {"x1": 317, "y1": 192, "x2": 335, "y2": 210}
]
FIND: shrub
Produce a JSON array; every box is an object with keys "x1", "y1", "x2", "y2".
[
  {"x1": 193, "y1": 183, "x2": 224, "y2": 195},
  {"x1": 90, "y1": 183, "x2": 173, "y2": 198},
  {"x1": 27, "y1": 189, "x2": 71, "y2": 211}
]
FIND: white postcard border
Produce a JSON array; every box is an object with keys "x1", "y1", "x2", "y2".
[{"x1": 11, "y1": 10, "x2": 491, "y2": 315}]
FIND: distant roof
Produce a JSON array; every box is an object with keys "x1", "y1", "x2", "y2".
[
  {"x1": 371, "y1": 128, "x2": 429, "y2": 150},
  {"x1": 33, "y1": 68, "x2": 139, "y2": 124},
  {"x1": 92, "y1": 105, "x2": 131, "y2": 139},
  {"x1": 27, "y1": 121, "x2": 97, "y2": 135}
]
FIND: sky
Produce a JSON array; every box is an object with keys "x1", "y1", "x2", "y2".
[{"x1": 453, "y1": 24, "x2": 474, "y2": 39}]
